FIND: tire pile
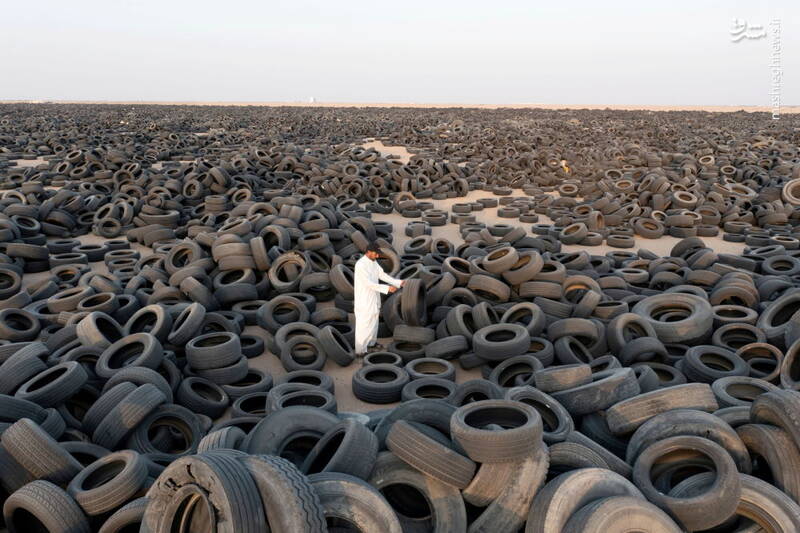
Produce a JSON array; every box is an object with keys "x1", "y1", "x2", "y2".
[{"x1": 0, "y1": 104, "x2": 800, "y2": 532}]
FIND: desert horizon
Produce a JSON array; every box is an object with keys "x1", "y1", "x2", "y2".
[{"x1": 1, "y1": 100, "x2": 798, "y2": 113}]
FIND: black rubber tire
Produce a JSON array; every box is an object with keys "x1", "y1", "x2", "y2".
[
  {"x1": 272, "y1": 389, "x2": 337, "y2": 414},
  {"x1": 318, "y1": 325, "x2": 354, "y2": 367},
  {"x1": 682, "y1": 345, "x2": 749, "y2": 383},
  {"x1": 141, "y1": 452, "x2": 266, "y2": 533},
  {"x1": 75, "y1": 311, "x2": 125, "y2": 350},
  {"x1": 176, "y1": 377, "x2": 230, "y2": 418},
  {"x1": 0, "y1": 442, "x2": 34, "y2": 493},
  {"x1": 737, "y1": 423, "x2": 800, "y2": 502},
  {"x1": 632, "y1": 293, "x2": 713, "y2": 345},
  {"x1": 562, "y1": 496, "x2": 682, "y2": 532},
  {"x1": 550, "y1": 368, "x2": 640, "y2": 417},
  {"x1": 197, "y1": 427, "x2": 247, "y2": 453},
  {"x1": 186, "y1": 332, "x2": 242, "y2": 371},
  {"x1": 239, "y1": 455, "x2": 327, "y2": 533},
  {"x1": 81, "y1": 382, "x2": 136, "y2": 436},
  {"x1": 300, "y1": 418, "x2": 378, "y2": 480},
  {"x1": 364, "y1": 352, "x2": 403, "y2": 367},
  {"x1": 95, "y1": 333, "x2": 164, "y2": 379},
  {"x1": 2, "y1": 418, "x2": 83, "y2": 486},
  {"x1": 123, "y1": 304, "x2": 173, "y2": 342},
  {"x1": 405, "y1": 358, "x2": 456, "y2": 381},
  {"x1": 277, "y1": 369, "x2": 335, "y2": 393},
  {"x1": 368, "y1": 451, "x2": 467, "y2": 533},
  {"x1": 400, "y1": 279, "x2": 426, "y2": 326},
  {"x1": 605, "y1": 383, "x2": 719, "y2": 435},
  {"x1": 487, "y1": 355, "x2": 543, "y2": 388},
  {"x1": 401, "y1": 377, "x2": 457, "y2": 402},
  {"x1": 386, "y1": 420, "x2": 476, "y2": 488},
  {"x1": 563, "y1": 430, "x2": 632, "y2": 479},
  {"x1": 500, "y1": 302, "x2": 546, "y2": 336},
  {"x1": 232, "y1": 391, "x2": 268, "y2": 418},
  {"x1": 469, "y1": 445, "x2": 549, "y2": 533},
  {"x1": 125, "y1": 403, "x2": 201, "y2": 457},
  {"x1": 734, "y1": 473, "x2": 800, "y2": 532},
  {"x1": 533, "y1": 364, "x2": 592, "y2": 393},
  {"x1": 0, "y1": 343, "x2": 47, "y2": 395},
  {"x1": 66, "y1": 449, "x2": 148, "y2": 516},
  {"x1": 449, "y1": 379, "x2": 504, "y2": 406},
  {"x1": 712, "y1": 375, "x2": 779, "y2": 408},
  {"x1": 243, "y1": 406, "x2": 340, "y2": 466},
  {"x1": 632, "y1": 436, "x2": 741, "y2": 531},
  {"x1": 393, "y1": 324, "x2": 436, "y2": 345},
  {"x1": 3, "y1": 480, "x2": 91, "y2": 533},
  {"x1": 0, "y1": 309, "x2": 41, "y2": 342},
  {"x1": 102, "y1": 366, "x2": 174, "y2": 403},
  {"x1": 372, "y1": 398, "x2": 456, "y2": 451},
  {"x1": 352, "y1": 364, "x2": 410, "y2": 404},
  {"x1": 167, "y1": 302, "x2": 206, "y2": 345},
  {"x1": 61, "y1": 442, "x2": 111, "y2": 468},
  {"x1": 626, "y1": 408, "x2": 751, "y2": 473},
  {"x1": 92, "y1": 384, "x2": 166, "y2": 450},
  {"x1": 605, "y1": 312, "x2": 658, "y2": 354},
  {"x1": 240, "y1": 334, "x2": 265, "y2": 358},
  {"x1": 14, "y1": 361, "x2": 88, "y2": 407},
  {"x1": 526, "y1": 467, "x2": 643, "y2": 533},
  {"x1": 750, "y1": 390, "x2": 800, "y2": 451},
  {"x1": 309, "y1": 472, "x2": 401, "y2": 533},
  {"x1": 504, "y1": 386, "x2": 574, "y2": 444},
  {"x1": 280, "y1": 335, "x2": 326, "y2": 372},
  {"x1": 258, "y1": 296, "x2": 311, "y2": 333},
  {"x1": 450, "y1": 399, "x2": 543, "y2": 463},
  {"x1": 548, "y1": 440, "x2": 611, "y2": 475},
  {"x1": 424, "y1": 335, "x2": 468, "y2": 360},
  {"x1": 472, "y1": 324, "x2": 531, "y2": 362},
  {"x1": 98, "y1": 497, "x2": 148, "y2": 533}
]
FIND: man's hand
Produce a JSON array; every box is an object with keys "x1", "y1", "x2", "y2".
[{"x1": 388, "y1": 286, "x2": 398, "y2": 294}]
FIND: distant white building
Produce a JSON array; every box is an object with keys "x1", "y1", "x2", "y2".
[{"x1": 309, "y1": 97, "x2": 316, "y2": 103}]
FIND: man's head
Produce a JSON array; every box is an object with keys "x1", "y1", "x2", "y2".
[{"x1": 365, "y1": 242, "x2": 381, "y2": 260}]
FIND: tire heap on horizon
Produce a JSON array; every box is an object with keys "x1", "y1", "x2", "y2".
[{"x1": 0, "y1": 104, "x2": 799, "y2": 531}]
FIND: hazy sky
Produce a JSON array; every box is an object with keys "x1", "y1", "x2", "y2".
[{"x1": 2, "y1": 0, "x2": 797, "y2": 105}]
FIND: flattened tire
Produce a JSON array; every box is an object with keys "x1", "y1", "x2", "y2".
[
  {"x1": 309, "y1": 472, "x2": 402, "y2": 533},
  {"x1": 469, "y1": 445, "x2": 549, "y2": 533},
  {"x1": 605, "y1": 383, "x2": 718, "y2": 435},
  {"x1": 525, "y1": 468, "x2": 644, "y2": 533},
  {"x1": 368, "y1": 452, "x2": 466, "y2": 533},
  {"x1": 562, "y1": 496, "x2": 682, "y2": 532},
  {"x1": 736, "y1": 473, "x2": 800, "y2": 532},
  {"x1": 239, "y1": 455, "x2": 327, "y2": 533},
  {"x1": 142, "y1": 452, "x2": 266, "y2": 533}
]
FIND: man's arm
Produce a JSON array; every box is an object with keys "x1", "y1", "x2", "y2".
[
  {"x1": 355, "y1": 262, "x2": 391, "y2": 294},
  {"x1": 378, "y1": 269, "x2": 404, "y2": 288}
]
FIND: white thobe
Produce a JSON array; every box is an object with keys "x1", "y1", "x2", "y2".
[{"x1": 353, "y1": 255, "x2": 402, "y2": 354}]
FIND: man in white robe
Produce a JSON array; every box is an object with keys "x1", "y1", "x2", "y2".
[{"x1": 353, "y1": 242, "x2": 404, "y2": 355}]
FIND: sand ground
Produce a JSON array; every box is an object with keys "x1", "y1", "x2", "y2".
[{"x1": 7, "y1": 142, "x2": 746, "y2": 413}]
